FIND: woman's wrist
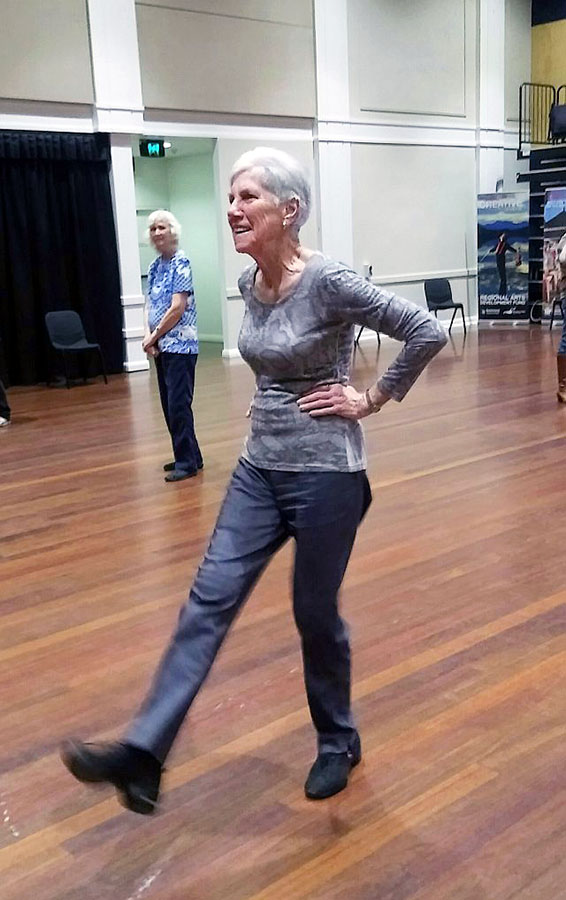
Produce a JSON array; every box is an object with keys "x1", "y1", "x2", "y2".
[{"x1": 364, "y1": 387, "x2": 383, "y2": 415}]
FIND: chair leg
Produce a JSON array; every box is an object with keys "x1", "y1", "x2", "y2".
[
  {"x1": 550, "y1": 305, "x2": 555, "y2": 330},
  {"x1": 448, "y1": 309, "x2": 457, "y2": 334},
  {"x1": 355, "y1": 326, "x2": 364, "y2": 346},
  {"x1": 98, "y1": 348, "x2": 108, "y2": 384},
  {"x1": 460, "y1": 307, "x2": 467, "y2": 335},
  {"x1": 376, "y1": 331, "x2": 381, "y2": 346},
  {"x1": 62, "y1": 352, "x2": 71, "y2": 389}
]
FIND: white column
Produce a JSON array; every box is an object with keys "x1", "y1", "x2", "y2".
[
  {"x1": 110, "y1": 135, "x2": 147, "y2": 372},
  {"x1": 87, "y1": 0, "x2": 146, "y2": 370},
  {"x1": 86, "y1": 0, "x2": 144, "y2": 134},
  {"x1": 313, "y1": 0, "x2": 354, "y2": 268},
  {"x1": 477, "y1": 0, "x2": 506, "y2": 193}
]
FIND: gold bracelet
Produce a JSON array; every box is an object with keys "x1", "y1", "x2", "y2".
[{"x1": 364, "y1": 388, "x2": 382, "y2": 414}]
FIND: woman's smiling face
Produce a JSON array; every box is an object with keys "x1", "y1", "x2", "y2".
[{"x1": 227, "y1": 170, "x2": 285, "y2": 256}]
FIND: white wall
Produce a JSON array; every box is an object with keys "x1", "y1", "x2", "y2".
[
  {"x1": 0, "y1": 0, "x2": 93, "y2": 105},
  {"x1": 348, "y1": 0, "x2": 478, "y2": 126},
  {"x1": 350, "y1": 0, "x2": 467, "y2": 118},
  {"x1": 505, "y1": 0, "x2": 532, "y2": 126},
  {"x1": 136, "y1": 0, "x2": 315, "y2": 118},
  {"x1": 168, "y1": 153, "x2": 224, "y2": 342},
  {"x1": 351, "y1": 143, "x2": 477, "y2": 284}
]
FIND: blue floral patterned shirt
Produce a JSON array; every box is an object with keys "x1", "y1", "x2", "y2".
[{"x1": 147, "y1": 250, "x2": 198, "y2": 354}]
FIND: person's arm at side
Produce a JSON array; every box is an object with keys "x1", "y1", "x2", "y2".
[
  {"x1": 298, "y1": 264, "x2": 447, "y2": 420},
  {"x1": 143, "y1": 293, "x2": 187, "y2": 350},
  {"x1": 143, "y1": 267, "x2": 159, "y2": 358}
]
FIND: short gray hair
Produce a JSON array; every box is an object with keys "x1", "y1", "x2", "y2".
[
  {"x1": 146, "y1": 209, "x2": 181, "y2": 244},
  {"x1": 230, "y1": 147, "x2": 311, "y2": 233}
]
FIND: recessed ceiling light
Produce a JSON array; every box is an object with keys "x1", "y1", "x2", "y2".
[{"x1": 163, "y1": 141, "x2": 172, "y2": 149}]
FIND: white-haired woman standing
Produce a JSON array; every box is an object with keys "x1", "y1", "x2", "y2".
[
  {"x1": 143, "y1": 210, "x2": 203, "y2": 482},
  {"x1": 62, "y1": 149, "x2": 447, "y2": 812}
]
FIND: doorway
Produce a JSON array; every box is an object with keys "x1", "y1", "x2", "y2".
[{"x1": 132, "y1": 136, "x2": 224, "y2": 345}]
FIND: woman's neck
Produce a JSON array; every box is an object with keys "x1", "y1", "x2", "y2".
[{"x1": 254, "y1": 237, "x2": 304, "y2": 294}]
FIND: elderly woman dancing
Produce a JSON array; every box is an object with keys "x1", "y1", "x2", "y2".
[
  {"x1": 143, "y1": 209, "x2": 203, "y2": 482},
  {"x1": 62, "y1": 147, "x2": 447, "y2": 812}
]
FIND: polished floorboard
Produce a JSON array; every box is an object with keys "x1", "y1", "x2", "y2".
[{"x1": 2, "y1": 326, "x2": 566, "y2": 899}]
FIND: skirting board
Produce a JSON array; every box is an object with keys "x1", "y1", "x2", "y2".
[{"x1": 124, "y1": 360, "x2": 150, "y2": 372}]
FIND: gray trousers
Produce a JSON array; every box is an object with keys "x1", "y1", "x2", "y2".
[{"x1": 125, "y1": 459, "x2": 372, "y2": 761}]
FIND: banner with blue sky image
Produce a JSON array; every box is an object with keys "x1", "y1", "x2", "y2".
[{"x1": 477, "y1": 193, "x2": 529, "y2": 320}]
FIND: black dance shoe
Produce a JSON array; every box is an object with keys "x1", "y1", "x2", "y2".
[
  {"x1": 304, "y1": 732, "x2": 361, "y2": 800},
  {"x1": 164, "y1": 461, "x2": 204, "y2": 472},
  {"x1": 60, "y1": 740, "x2": 162, "y2": 815},
  {"x1": 164, "y1": 469, "x2": 197, "y2": 482}
]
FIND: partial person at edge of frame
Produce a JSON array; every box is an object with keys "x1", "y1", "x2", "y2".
[
  {"x1": 555, "y1": 232, "x2": 566, "y2": 403},
  {"x1": 0, "y1": 379, "x2": 10, "y2": 427},
  {"x1": 143, "y1": 210, "x2": 203, "y2": 482},
  {"x1": 0, "y1": 328, "x2": 10, "y2": 427},
  {"x1": 61, "y1": 147, "x2": 448, "y2": 813}
]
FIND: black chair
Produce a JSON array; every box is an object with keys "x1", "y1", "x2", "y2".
[
  {"x1": 424, "y1": 278, "x2": 466, "y2": 335},
  {"x1": 45, "y1": 310, "x2": 108, "y2": 388},
  {"x1": 549, "y1": 298, "x2": 564, "y2": 330},
  {"x1": 354, "y1": 326, "x2": 381, "y2": 347}
]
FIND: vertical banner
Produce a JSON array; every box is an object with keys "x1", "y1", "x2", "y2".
[
  {"x1": 477, "y1": 193, "x2": 529, "y2": 320},
  {"x1": 543, "y1": 188, "x2": 566, "y2": 316}
]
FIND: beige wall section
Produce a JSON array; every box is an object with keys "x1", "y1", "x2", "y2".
[
  {"x1": 136, "y1": 0, "x2": 312, "y2": 27},
  {"x1": 532, "y1": 20, "x2": 566, "y2": 87},
  {"x1": 136, "y1": 2, "x2": 315, "y2": 117},
  {"x1": 505, "y1": 0, "x2": 531, "y2": 123},
  {"x1": 351, "y1": 143, "x2": 476, "y2": 289},
  {"x1": 0, "y1": 0, "x2": 93, "y2": 104},
  {"x1": 348, "y1": 0, "x2": 468, "y2": 119}
]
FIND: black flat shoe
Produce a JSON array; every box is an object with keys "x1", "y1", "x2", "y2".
[
  {"x1": 304, "y1": 732, "x2": 361, "y2": 800},
  {"x1": 164, "y1": 461, "x2": 203, "y2": 472},
  {"x1": 164, "y1": 469, "x2": 197, "y2": 482},
  {"x1": 60, "y1": 739, "x2": 162, "y2": 815}
]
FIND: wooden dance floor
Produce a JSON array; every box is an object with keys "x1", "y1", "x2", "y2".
[{"x1": 3, "y1": 325, "x2": 566, "y2": 899}]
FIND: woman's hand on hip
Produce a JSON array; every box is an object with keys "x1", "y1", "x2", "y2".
[{"x1": 297, "y1": 383, "x2": 370, "y2": 420}]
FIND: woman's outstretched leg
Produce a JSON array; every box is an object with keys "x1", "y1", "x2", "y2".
[{"x1": 61, "y1": 461, "x2": 287, "y2": 813}]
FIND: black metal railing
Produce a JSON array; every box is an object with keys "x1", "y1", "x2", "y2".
[{"x1": 519, "y1": 83, "x2": 556, "y2": 157}]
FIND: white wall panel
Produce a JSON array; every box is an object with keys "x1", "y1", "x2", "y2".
[
  {"x1": 505, "y1": 0, "x2": 531, "y2": 124},
  {"x1": 351, "y1": 144, "x2": 477, "y2": 304},
  {"x1": 136, "y1": 0, "x2": 312, "y2": 27},
  {"x1": 348, "y1": 0, "x2": 467, "y2": 118},
  {"x1": 0, "y1": 0, "x2": 93, "y2": 104},
  {"x1": 137, "y1": 5, "x2": 315, "y2": 117}
]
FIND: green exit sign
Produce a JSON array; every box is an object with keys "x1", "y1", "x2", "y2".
[{"x1": 140, "y1": 139, "x2": 165, "y2": 158}]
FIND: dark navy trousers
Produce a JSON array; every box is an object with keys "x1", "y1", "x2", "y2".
[
  {"x1": 126, "y1": 458, "x2": 372, "y2": 761},
  {"x1": 155, "y1": 351, "x2": 202, "y2": 473}
]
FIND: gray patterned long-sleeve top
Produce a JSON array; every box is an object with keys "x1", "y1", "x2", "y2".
[{"x1": 237, "y1": 253, "x2": 447, "y2": 472}]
